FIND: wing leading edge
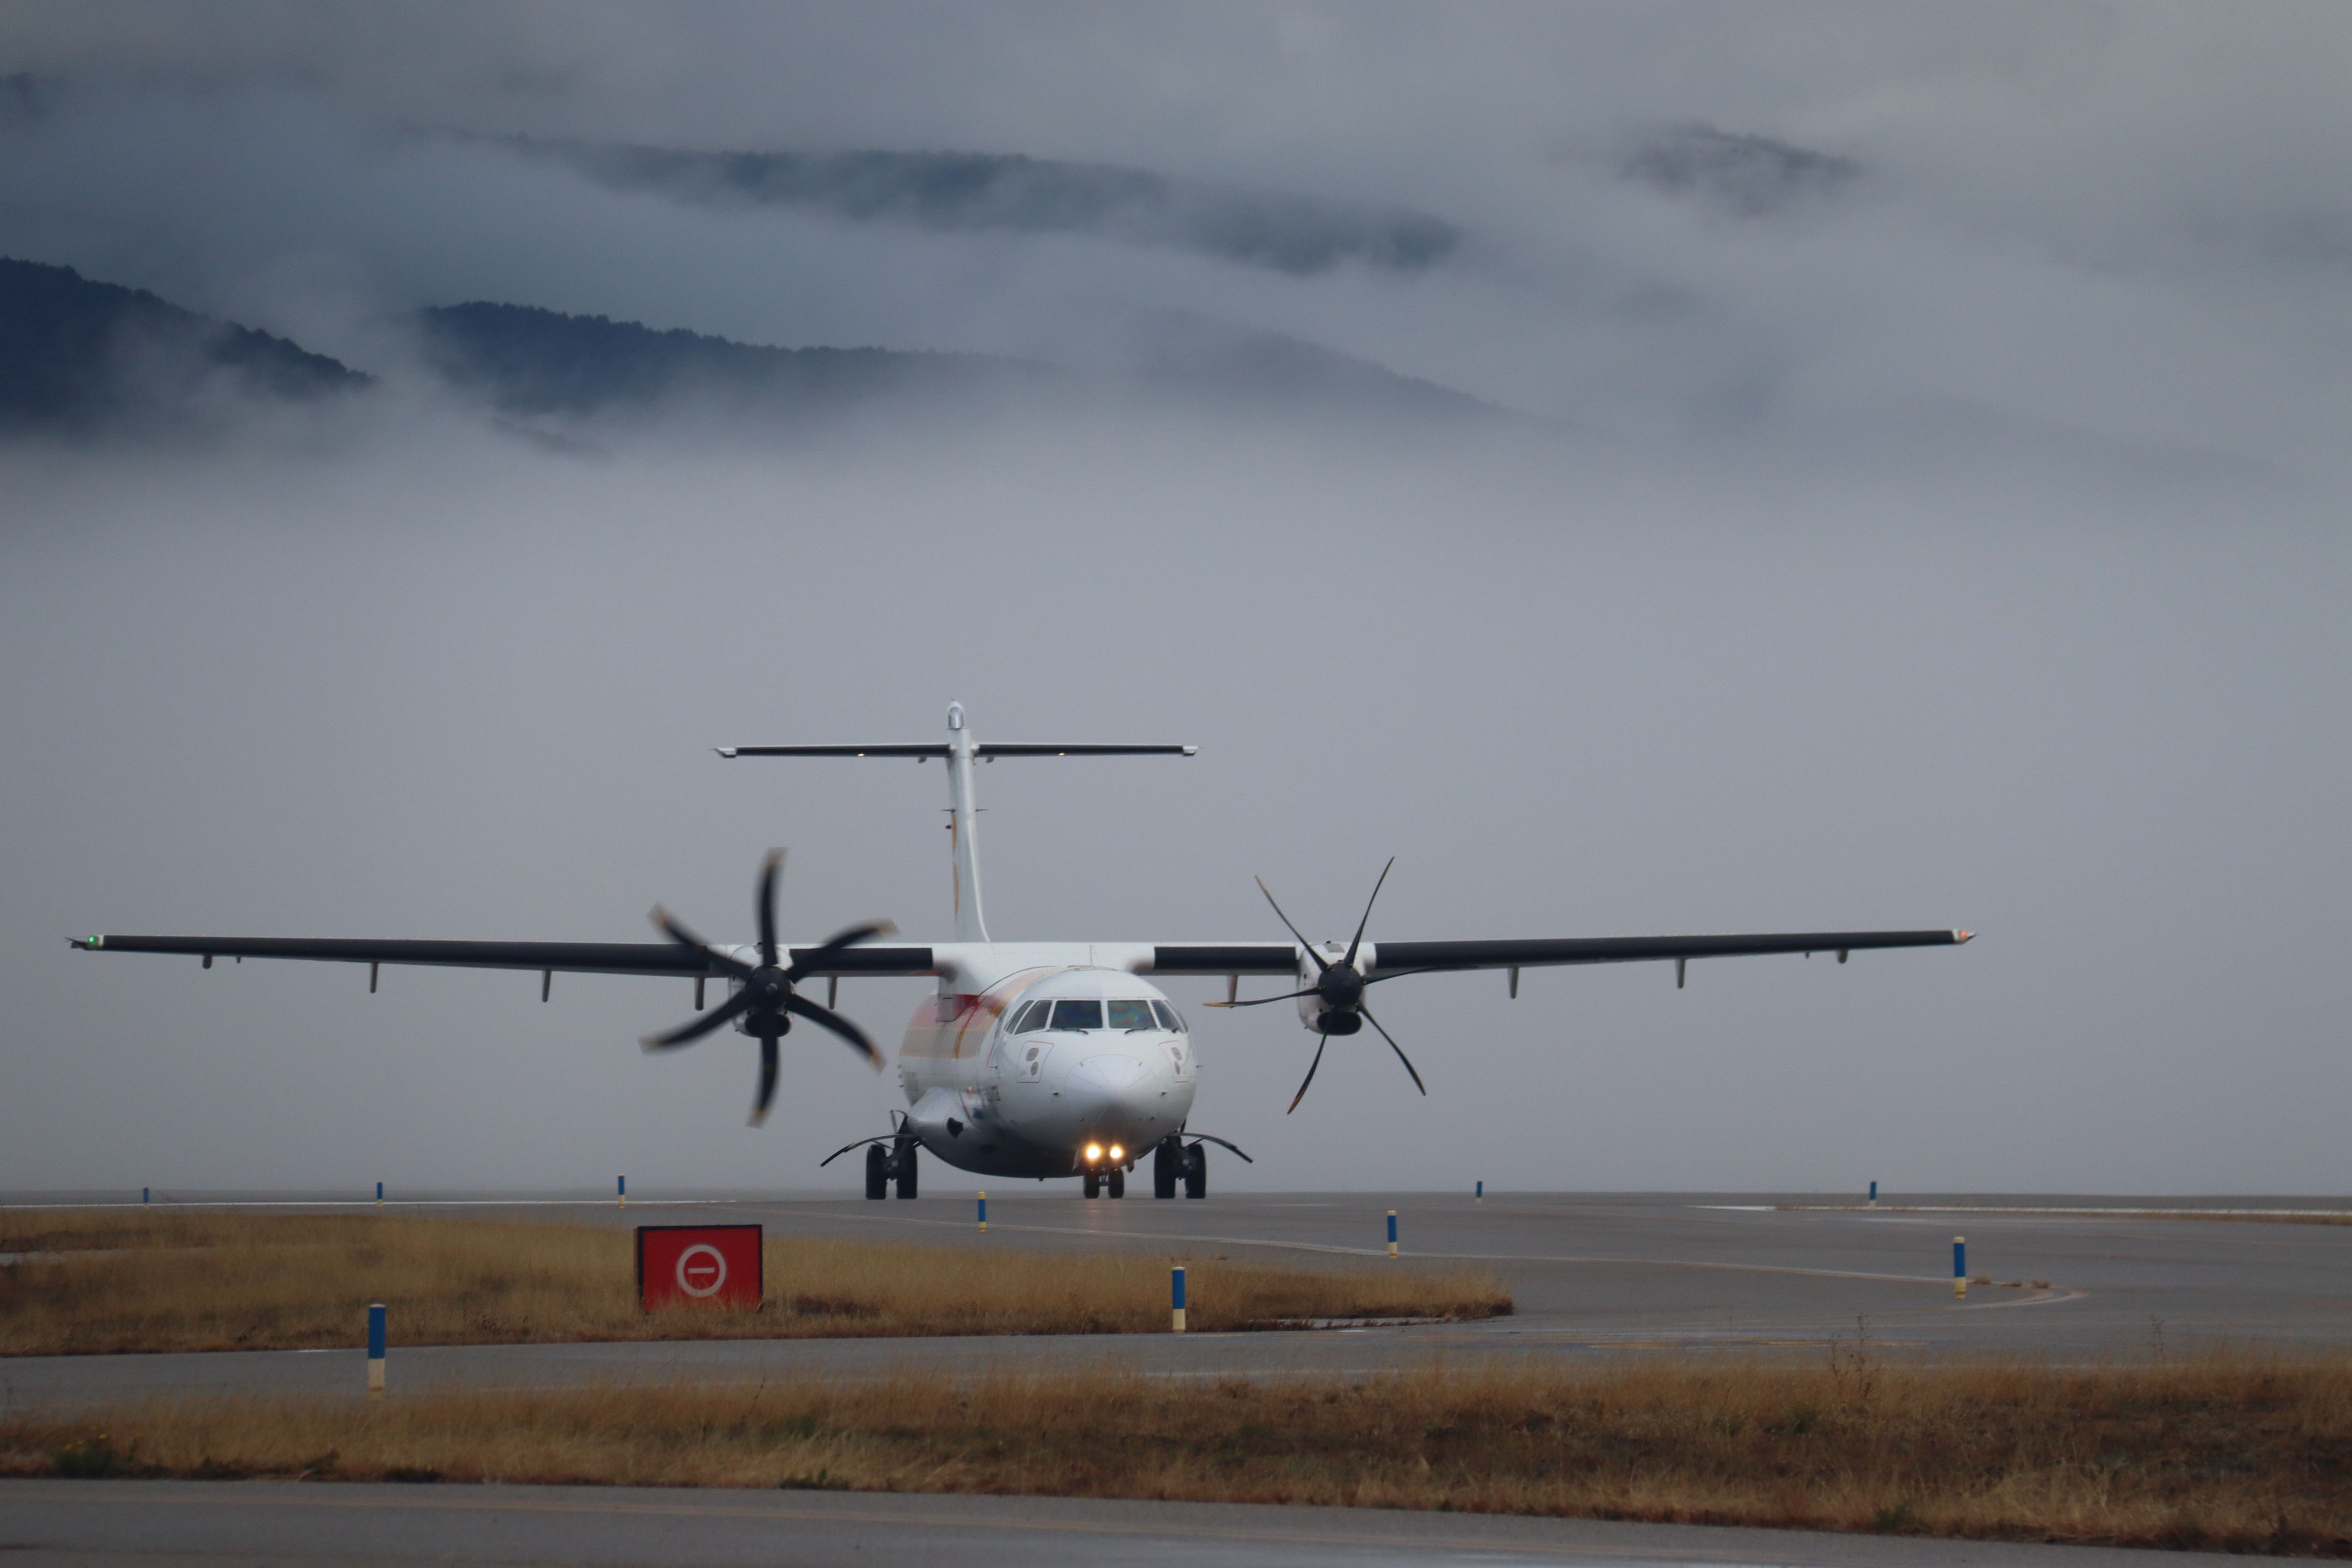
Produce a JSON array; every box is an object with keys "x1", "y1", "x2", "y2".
[
  {"x1": 67, "y1": 934, "x2": 940, "y2": 977},
  {"x1": 1368, "y1": 929, "x2": 1970, "y2": 972},
  {"x1": 1147, "y1": 929, "x2": 1969, "y2": 977}
]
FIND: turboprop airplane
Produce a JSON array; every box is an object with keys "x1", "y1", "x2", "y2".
[{"x1": 68, "y1": 702, "x2": 1970, "y2": 1200}]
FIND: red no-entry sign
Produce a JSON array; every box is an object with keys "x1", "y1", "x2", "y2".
[{"x1": 635, "y1": 1224, "x2": 763, "y2": 1311}]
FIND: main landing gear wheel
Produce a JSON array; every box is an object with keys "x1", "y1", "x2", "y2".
[
  {"x1": 1082, "y1": 1172, "x2": 1101, "y2": 1199},
  {"x1": 1106, "y1": 1170, "x2": 1125, "y2": 1199},
  {"x1": 894, "y1": 1143, "x2": 918, "y2": 1200},
  {"x1": 1183, "y1": 1142, "x2": 1207, "y2": 1200},
  {"x1": 1153, "y1": 1137, "x2": 1179, "y2": 1199},
  {"x1": 864, "y1": 1144, "x2": 888, "y2": 1200}
]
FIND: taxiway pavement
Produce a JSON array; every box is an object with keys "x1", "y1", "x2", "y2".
[
  {"x1": 2, "y1": 1192, "x2": 2346, "y2": 1415},
  {"x1": 0, "y1": 1480, "x2": 2275, "y2": 1568}
]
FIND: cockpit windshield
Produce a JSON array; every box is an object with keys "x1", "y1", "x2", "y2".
[{"x1": 1010, "y1": 997, "x2": 1180, "y2": 1033}]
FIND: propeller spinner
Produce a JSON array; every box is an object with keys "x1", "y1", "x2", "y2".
[
  {"x1": 642, "y1": 849, "x2": 894, "y2": 1125},
  {"x1": 1214, "y1": 857, "x2": 1426, "y2": 1114}
]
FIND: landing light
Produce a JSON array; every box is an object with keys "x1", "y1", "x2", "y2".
[
  {"x1": 1084, "y1": 1142, "x2": 1103, "y2": 1162},
  {"x1": 1108, "y1": 1145, "x2": 1125, "y2": 1162}
]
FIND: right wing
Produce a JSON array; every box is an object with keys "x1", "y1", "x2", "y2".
[{"x1": 67, "y1": 934, "x2": 940, "y2": 977}]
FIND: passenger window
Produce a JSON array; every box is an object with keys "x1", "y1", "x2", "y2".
[
  {"x1": 1152, "y1": 1000, "x2": 1186, "y2": 1033},
  {"x1": 1106, "y1": 1000, "x2": 1157, "y2": 1031},
  {"x1": 1048, "y1": 999, "x2": 1103, "y2": 1031}
]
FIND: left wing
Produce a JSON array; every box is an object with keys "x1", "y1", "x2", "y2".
[
  {"x1": 1145, "y1": 928, "x2": 1969, "y2": 979},
  {"x1": 1366, "y1": 928, "x2": 1971, "y2": 974}
]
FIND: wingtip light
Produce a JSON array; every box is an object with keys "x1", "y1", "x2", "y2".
[{"x1": 1956, "y1": 929, "x2": 1974, "y2": 943}]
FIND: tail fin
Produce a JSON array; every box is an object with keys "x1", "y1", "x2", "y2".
[{"x1": 717, "y1": 703, "x2": 1196, "y2": 943}]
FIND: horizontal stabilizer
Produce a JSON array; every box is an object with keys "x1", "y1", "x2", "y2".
[{"x1": 720, "y1": 743, "x2": 1195, "y2": 758}]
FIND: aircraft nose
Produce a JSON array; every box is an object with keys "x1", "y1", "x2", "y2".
[
  {"x1": 1071, "y1": 1053, "x2": 1147, "y2": 1096},
  {"x1": 1065, "y1": 1052, "x2": 1156, "y2": 1140}
]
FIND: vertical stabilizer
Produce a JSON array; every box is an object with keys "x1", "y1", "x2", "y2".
[
  {"x1": 944, "y1": 701, "x2": 990, "y2": 943},
  {"x1": 716, "y1": 709, "x2": 1194, "y2": 944}
]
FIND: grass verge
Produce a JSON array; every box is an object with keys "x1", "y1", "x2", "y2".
[
  {"x1": 0, "y1": 1210, "x2": 1506, "y2": 1353},
  {"x1": 4, "y1": 1351, "x2": 2348, "y2": 1553}
]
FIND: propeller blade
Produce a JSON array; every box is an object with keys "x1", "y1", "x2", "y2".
[
  {"x1": 1342, "y1": 856, "x2": 1395, "y2": 971},
  {"x1": 1358, "y1": 1004, "x2": 1426, "y2": 1097},
  {"x1": 649, "y1": 904, "x2": 752, "y2": 978},
  {"x1": 1255, "y1": 876, "x2": 1331, "y2": 974},
  {"x1": 750, "y1": 1031, "x2": 780, "y2": 1126},
  {"x1": 755, "y1": 848, "x2": 785, "y2": 968},
  {"x1": 1202, "y1": 986, "x2": 1321, "y2": 1009},
  {"x1": 1286, "y1": 1033, "x2": 1330, "y2": 1115},
  {"x1": 785, "y1": 990, "x2": 885, "y2": 1070},
  {"x1": 640, "y1": 988, "x2": 752, "y2": 1050},
  {"x1": 781, "y1": 919, "x2": 899, "y2": 984}
]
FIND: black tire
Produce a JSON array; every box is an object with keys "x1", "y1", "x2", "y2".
[
  {"x1": 1106, "y1": 1170, "x2": 1125, "y2": 1199},
  {"x1": 893, "y1": 1144, "x2": 918, "y2": 1199},
  {"x1": 1183, "y1": 1144, "x2": 1207, "y2": 1200},
  {"x1": 1153, "y1": 1137, "x2": 1178, "y2": 1199},
  {"x1": 1082, "y1": 1172, "x2": 1100, "y2": 1199},
  {"x1": 864, "y1": 1144, "x2": 888, "y2": 1200}
]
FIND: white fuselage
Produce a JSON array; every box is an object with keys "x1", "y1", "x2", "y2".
[
  {"x1": 721, "y1": 939, "x2": 1205, "y2": 1178},
  {"x1": 894, "y1": 950, "x2": 1195, "y2": 1178}
]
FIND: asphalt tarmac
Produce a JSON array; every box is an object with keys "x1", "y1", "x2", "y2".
[
  {"x1": 4, "y1": 1191, "x2": 2348, "y2": 1416},
  {"x1": 0, "y1": 1480, "x2": 2266, "y2": 1568},
  {"x1": 5, "y1": 1193, "x2": 2346, "y2": 1565}
]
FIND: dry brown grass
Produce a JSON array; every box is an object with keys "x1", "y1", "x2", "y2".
[
  {"x1": 5, "y1": 1350, "x2": 2348, "y2": 1553},
  {"x1": 1789, "y1": 1206, "x2": 2352, "y2": 1227},
  {"x1": 0, "y1": 1209, "x2": 1506, "y2": 1354}
]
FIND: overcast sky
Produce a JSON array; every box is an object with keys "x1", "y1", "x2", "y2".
[{"x1": 2, "y1": 3, "x2": 2346, "y2": 1196}]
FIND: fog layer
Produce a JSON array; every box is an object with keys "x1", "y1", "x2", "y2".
[{"x1": 1, "y1": 4, "x2": 2346, "y2": 1194}]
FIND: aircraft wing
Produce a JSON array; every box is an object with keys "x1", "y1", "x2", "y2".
[
  {"x1": 1147, "y1": 929, "x2": 1969, "y2": 978},
  {"x1": 66, "y1": 934, "x2": 941, "y2": 977},
  {"x1": 1368, "y1": 929, "x2": 1970, "y2": 973}
]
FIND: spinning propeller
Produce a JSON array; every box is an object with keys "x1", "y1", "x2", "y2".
[
  {"x1": 642, "y1": 850, "x2": 893, "y2": 1125},
  {"x1": 1213, "y1": 857, "x2": 1427, "y2": 1114}
]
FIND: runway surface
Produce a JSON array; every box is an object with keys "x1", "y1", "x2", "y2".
[
  {"x1": 0, "y1": 1480, "x2": 2261, "y2": 1568},
  {"x1": 4, "y1": 1191, "x2": 2348, "y2": 1416}
]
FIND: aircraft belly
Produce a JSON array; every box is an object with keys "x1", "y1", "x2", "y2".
[{"x1": 902, "y1": 1073, "x2": 1196, "y2": 1178}]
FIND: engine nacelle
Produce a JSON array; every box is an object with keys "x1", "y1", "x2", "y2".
[{"x1": 1295, "y1": 941, "x2": 1371, "y2": 1035}]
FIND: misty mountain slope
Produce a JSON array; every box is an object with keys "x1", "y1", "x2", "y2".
[
  {"x1": 415, "y1": 302, "x2": 1048, "y2": 420},
  {"x1": 519, "y1": 139, "x2": 1462, "y2": 276},
  {"x1": 1620, "y1": 124, "x2": 1860, "y2": 216},
  {"x1": 0, "y1": 258, "x2": 369, "y2": 431},
  {"x1": 417, "y1": 300, "x2": 1505, "y2": 432},
  {"x1": 1119, "y1": 312, "x2": 1501, "y2": 423}
]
